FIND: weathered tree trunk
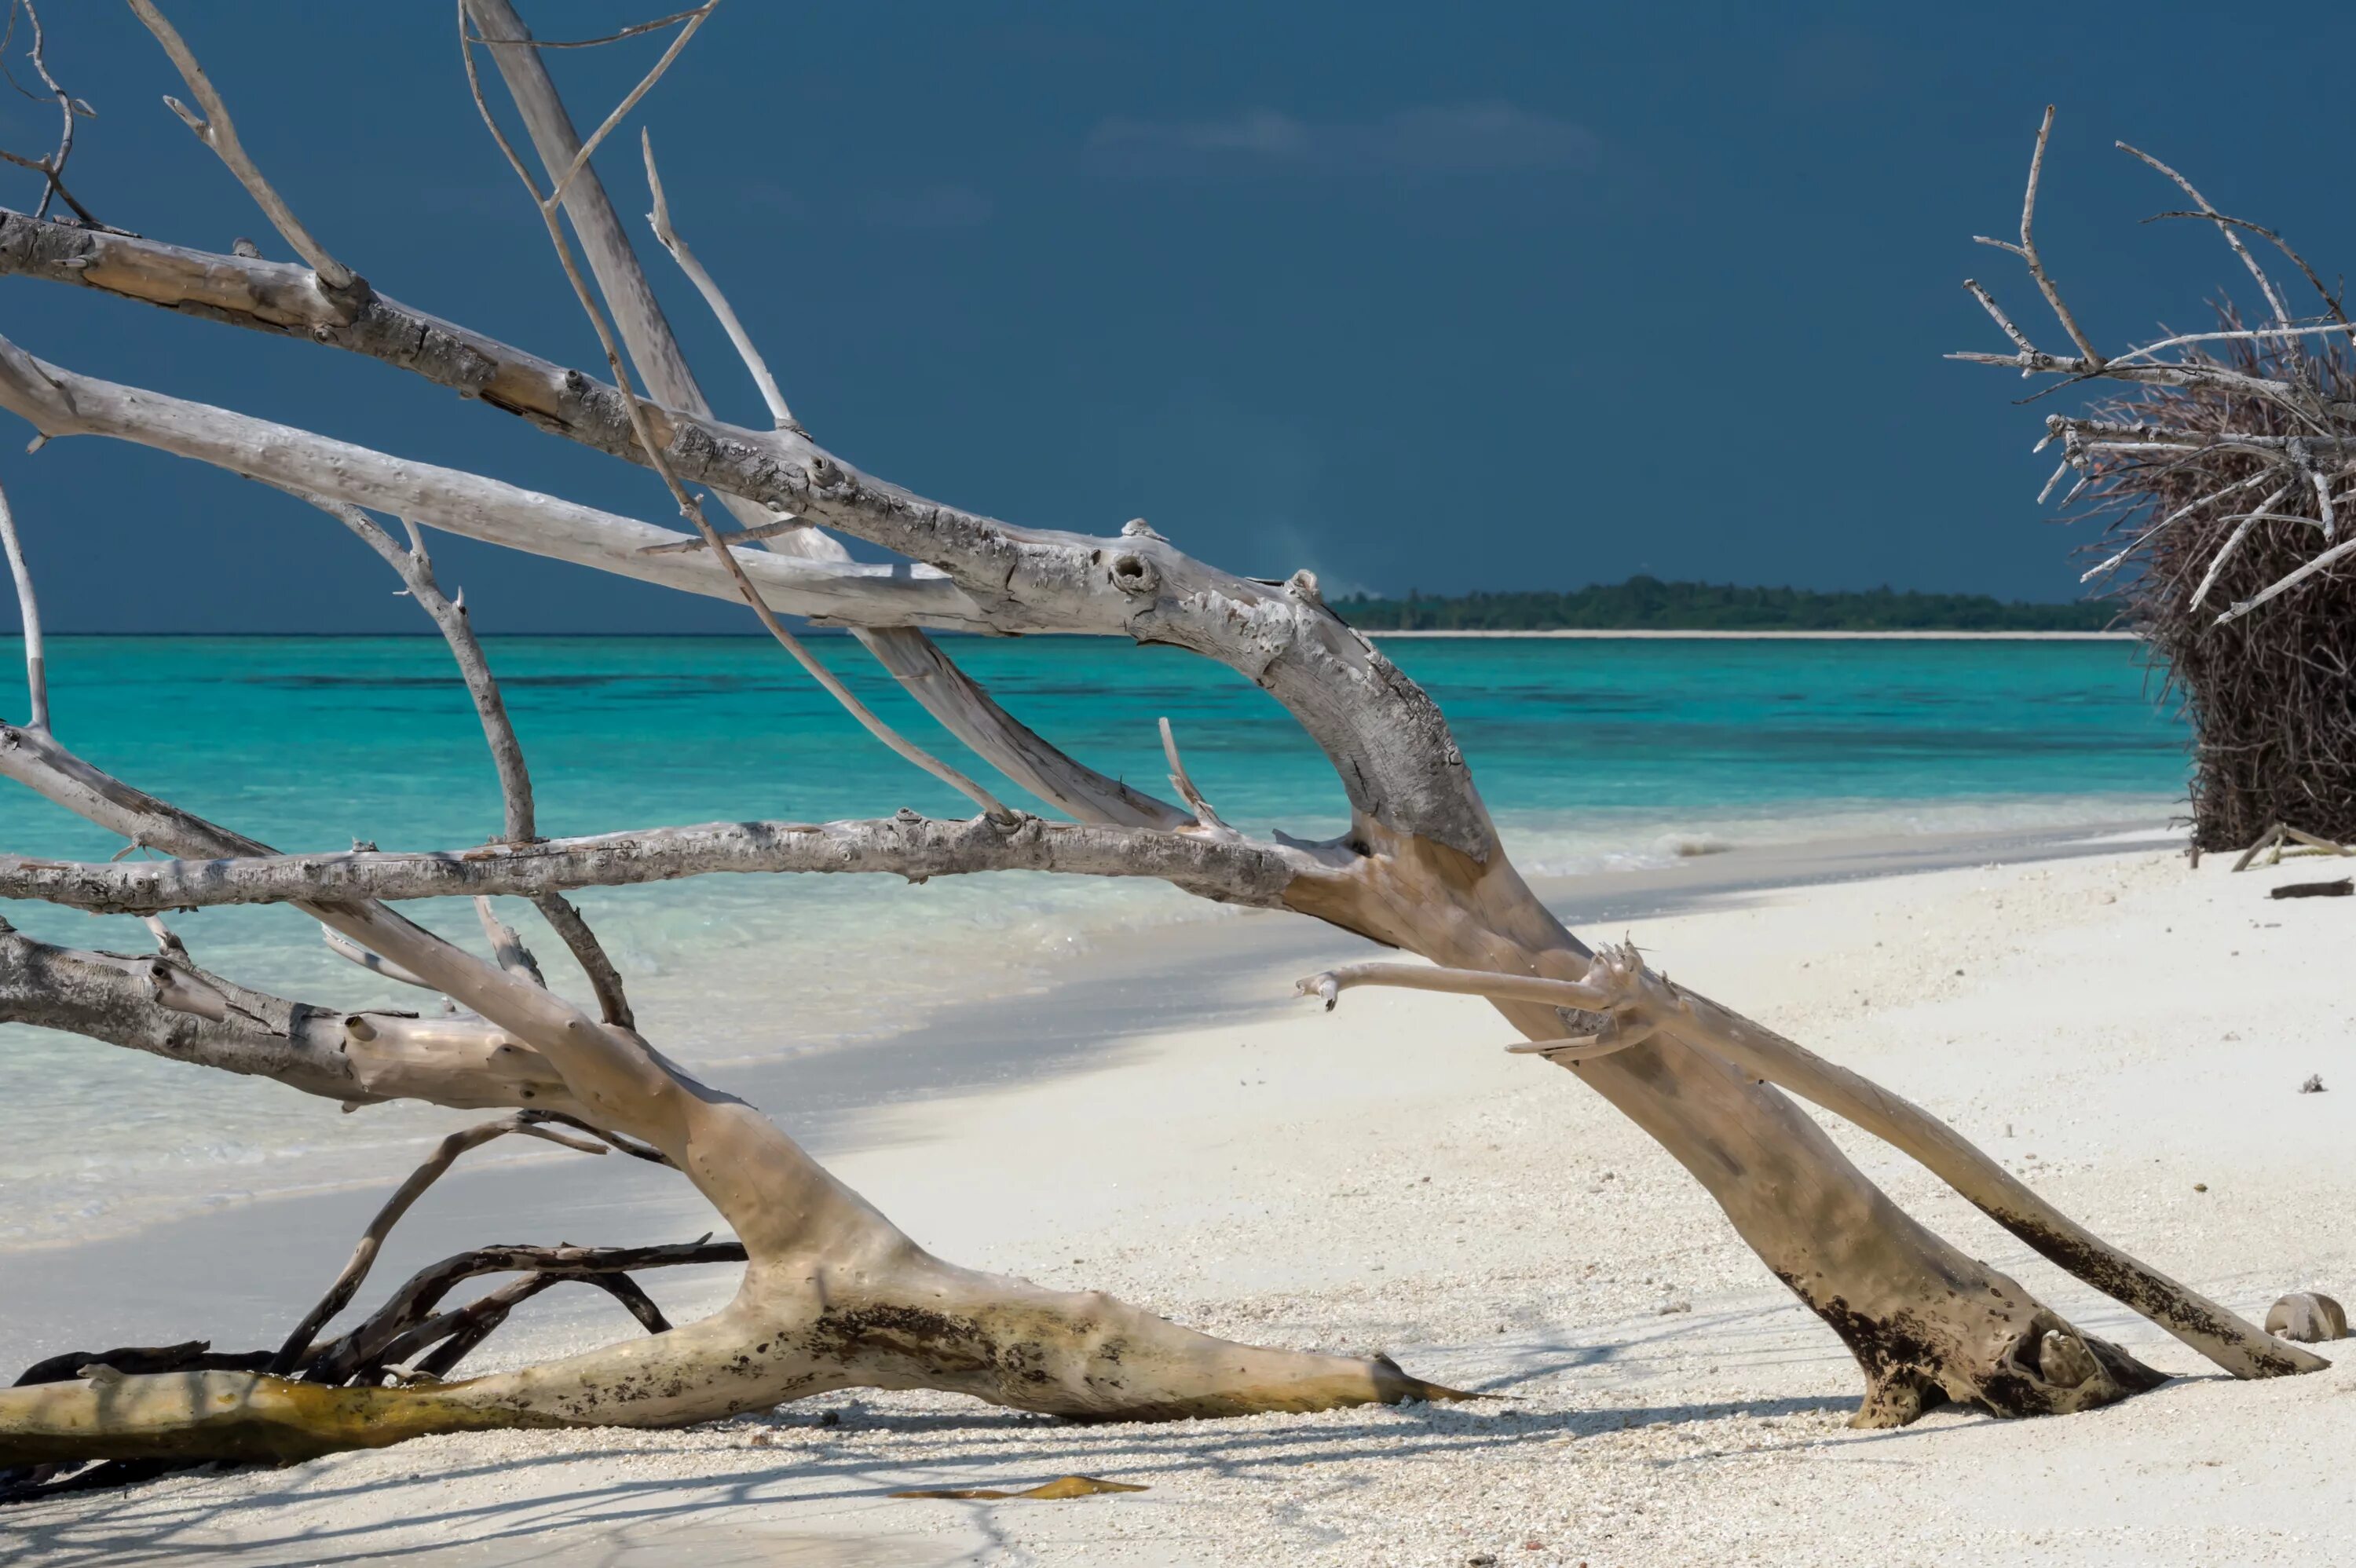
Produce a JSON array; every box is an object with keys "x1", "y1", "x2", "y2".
[
  {"x1": 0, "y1": 6, "x2": 2324, "y2": 1482},
  {"x1": 1289, "y1": 835, "x2": 2190, "y2": 1419}
]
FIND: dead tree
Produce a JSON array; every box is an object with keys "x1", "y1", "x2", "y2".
[
  {"x1": 1955, "y1": 107, "x2": 2356, "y2": 848},
  {"x1": 0, "y1": 13, "x2": 2325, "y2": 1477}
]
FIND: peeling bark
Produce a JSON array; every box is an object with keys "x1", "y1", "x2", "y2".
[
  {"x1": 0, "y1": 920, "x2": 364, "y2": 1102},
  {"x1": 0, "y1": 809, "x2": 1315, "y2": 913}
]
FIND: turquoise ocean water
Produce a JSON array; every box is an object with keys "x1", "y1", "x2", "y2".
[{"x1": 1, "y1": 634, "x2": 2186, "y2": 1245}]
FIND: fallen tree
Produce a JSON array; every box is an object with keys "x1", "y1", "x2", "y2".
[{"x1": 0, "y1": 9, "x2": 2325, "y2": 1489}]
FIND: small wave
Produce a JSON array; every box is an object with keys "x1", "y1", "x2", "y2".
[
  {"x1": 0, "y1": 788, "x2": 2179, "y2": 1251},
  {"x1": 1655, "y1": 832, "x2": 1735, "y2": 859}
]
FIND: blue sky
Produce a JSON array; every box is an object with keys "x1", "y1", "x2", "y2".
[{"x1": 3, "y1": 1, "x2": 2354, "y2": 631}]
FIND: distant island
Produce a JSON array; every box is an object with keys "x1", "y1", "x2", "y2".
[{"x1": 1333, "y1": 577, "x2": 2116, "y2": 633}]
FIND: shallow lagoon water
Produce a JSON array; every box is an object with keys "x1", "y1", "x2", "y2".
[{"x1": 0, "y1": 634, "x2": 2186, "y2": 1244}]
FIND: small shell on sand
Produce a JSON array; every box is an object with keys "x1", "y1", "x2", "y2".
[{"x1": 2264, "y1": 1292, "x2": 2349, "y2": 1343}]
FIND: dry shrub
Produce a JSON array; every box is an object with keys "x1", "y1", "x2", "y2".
[{"x1": 2072, "y1": 310, "x2": 2356, "y2": 849}]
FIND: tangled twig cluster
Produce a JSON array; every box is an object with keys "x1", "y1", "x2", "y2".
[
  {"x1": 2076, "y1": 325, "x2": 2356, "y2": 846},
  {"x1": 1959, "y1": 109, "x2": 2356, "y2": 849}
]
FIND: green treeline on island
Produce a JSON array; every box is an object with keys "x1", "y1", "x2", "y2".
[{"x1": 1333, "y1": 576, "x2": 2115, "y2": 632}]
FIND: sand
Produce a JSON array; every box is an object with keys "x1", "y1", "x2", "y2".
[{"x1": 6, "y1": 845, "x2": 2353, "y2": 1566}]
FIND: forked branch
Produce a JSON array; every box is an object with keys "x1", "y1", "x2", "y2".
[
  {"x1": 1970, "y1": 107, "x2": 2102, "y2": 367},
  {"x1": 270, "y1": 1114, "x2": 609, "y2": 1376},
  {"x1": 1304, "y1": 945, "x2": 2323, "y2": 1380},
  {"x1": 640, "y1": 128, "x2": 792, "y2": 429},
  {"x1": 455, "y1": 2, "x2": 1013, "y2": 824},
  {"x1": 125, "y1": 0, "x2": 353, "y2": 287},
  {"x1": 0, "y1": 0, "x2": 109, "y2": 228},
  {"x1": 462, "y1": 0, "x2": 1189, "y2": 829},
  {"x1": 313, "y1": 493, "x2": 634, "y2": 1025}
]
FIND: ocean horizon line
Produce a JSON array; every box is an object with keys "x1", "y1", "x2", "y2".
[
  {"x1": 1361, "y1": 628, "x2": 2138, "y2": 641},
  {"x1": 10, "y1": 627, "x2": 2140, "y2": 641},
  {"x1": 1, "y1": 634, "x2": 2182, "y2": 1258}
]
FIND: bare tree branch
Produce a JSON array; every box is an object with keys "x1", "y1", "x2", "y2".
[
  {"x1": 4, "y1": 49, "x2": 2314, "y2": 1467},
  {"x1": 362, "y1": 4, "x2": 1194, "y2": 830},
  {"x1": 0, "y1": 716, "x2": 645, "y2": 1125},
  {"x1": 321, "y1": 503, "x2": 536, "y2": 838},
  {"x1": 0, "y1": 812, "x2": 1315, "y2": 912},
  {"x1": 2144, "y1": 210, "x2": 2347, "y2": 327},
  {"x1": 2220, "y1": 532, "x2": 2356, "y2": 624},
  {"x1": 2188, "y1": 483, "x2": 2295, "y2": 611},
  {"x1": 1957, "y1": 117, "x2": 2356, "y2": 625},
  {"x1": 474, "y1": 894, "x2": 545, "y2": 985},
  {"x1": 2007, "y1": 107, "x2": 2103, "y2": 367},
  {"x1": 308, "y1": 493, "x2": 636, "y2": 1025},
  {"x1": 1961, "y1": 278, "x2": 2037, "y2": 360},
  {"x1": 304, "y1": 1237, "x2": 742, "y2": 1387},
  {"x1": 458, "y1": 6, "x2": 1016, "y2": 824},
  {"x1": 638, "y1": 516, "x2": 800, "y2": 554},
  {"x1": 0, "y1": 919, "x2": 367, "y2": 1101},
  {"x1": 0, "y1": 473, "x2": 44, "y2": 729},
  {"x1": 500, "y1": 8, "x2": 715, "y2": 51},
  {"x1": 5, "y1": 2, "x2": 97, "y2": 226},
  {"x1": 522, "y1": 3, "x2": 715, "y2": 210},
  {"x1": 639, "y1": 127, "x2": 791, "y2": 429},
  {"x1": 0, "y1": 902, "x2": 586, "y2": 1117},
  {"x1": 125, "y1": 0, "x2": 354, "y2": 288},
  {"x1": 2117, "y1": 141, "x2": 2293, "y2": 330},
  {"x1": 1158, "y1": 717, "x2": 1228, "y2": 832},
  {"x1": 270, "y1": 1114, "x2": 608, "y2": 1376},
  {"x1": 0, "y1": 144, "x2": 107, "y2": 229},
  {"x1": 3, "y1": 707, "x2": 1460, "y2": 1458},
  {"x1": 380, "y1": 1265, "x2": 675, "y2": 1382},
  {"x1": 0, "y1": 331, "x2": 989, "y2": 629},
  {"x1": 2078, "y1": 468, "x2": 2277, "y2": 584},
  {"x1": 322, "y1": 926, "x2": 434, "y2": 991},
  {"x1": 0, "y1": 221, "x2": 1484, "y2": 854},
  {"x1": 529, "y1": 892, "x2": 635, "y2": 1029}
]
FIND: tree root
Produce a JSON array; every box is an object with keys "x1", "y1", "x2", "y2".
[{"x1": 1787, "y1": 1272, "x2": 2170, "y2": 1427}]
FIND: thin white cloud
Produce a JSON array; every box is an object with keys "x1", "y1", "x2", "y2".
[
  {"x1": 861, "y1": 186, "x2": 995, "y2": 230},
  {"x1": 1087, "y1": 102, "x2": 1598, "y2": 177},
  {"x1": 737, "y1": 181, "x2": 809, "y2": 219}
]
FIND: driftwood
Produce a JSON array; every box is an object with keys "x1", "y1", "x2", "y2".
[
  {"x1": 0, "y1": 11, "x2": 2328, "y2": 1486},
  {"x1": 2271, "y1": 879, "x2": 2352, "y2": 899},
  {"x1": 2230, "y1": 823, "x2": 2354, "y2": 873}
]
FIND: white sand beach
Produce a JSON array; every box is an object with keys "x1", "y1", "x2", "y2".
[{"x1": 6, "y1": 842, "x2": 2353, "y2": 1566}]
